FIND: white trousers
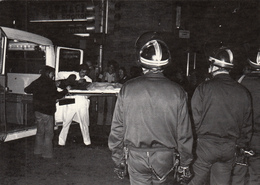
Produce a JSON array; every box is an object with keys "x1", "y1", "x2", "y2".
[{"x1": 55, "y1": 96, "x2": 91, "y2": 146}]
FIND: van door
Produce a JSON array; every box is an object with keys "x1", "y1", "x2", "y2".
[
  {"x1": 54, "y1": 47, "x2": 83, "y2": 126},
  {"x1": 0, "y1": 28, "x2": 7, "y2": 141},
  {"x1": 55, "y1": 47, "x2": 84, "y2": 80}
]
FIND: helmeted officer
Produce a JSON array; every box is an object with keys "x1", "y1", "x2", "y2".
[
  {"x1": 189, "y1": 46, "x2": 253, "y2": 185},
  {"x1": 108, "y1": 31, "x2": 194, "y2": 184},
  {"x1": 232, "y1": 45, "x2": 260, "y2": 185}
]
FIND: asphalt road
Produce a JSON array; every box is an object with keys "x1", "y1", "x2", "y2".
[{"x1": 0, "y1": 124, "x2": 130, "y2": 185}]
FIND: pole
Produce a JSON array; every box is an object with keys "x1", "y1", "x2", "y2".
[
  {"x1": 193, "y1": 52, "x2": 196, "y2": 70},
  {"x1": 186, "y1": 52, "x2": 190, "y2": 76}
]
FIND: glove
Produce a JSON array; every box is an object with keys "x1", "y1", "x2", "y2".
[
  {"x1": 177, "y1": 166, "x2": 193, "y2": 184},
  {"x1": 114, "y1": 162, "x2": 128, "y2": 180}
]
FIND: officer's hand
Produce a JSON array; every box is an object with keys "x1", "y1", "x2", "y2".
[
  {"x1": 114, "y1": 162, "x2": 127, "y2": 180},
  {"x1": 177, "y1": 166, "x2": 193, "y2": 184}
]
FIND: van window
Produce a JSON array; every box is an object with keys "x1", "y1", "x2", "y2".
[
  {"x1": 6, "y1": 50, "x2": 45, "y2": 74},
  {"x1": 58, "y1": 49, "x2": 81, "y2": 72}
]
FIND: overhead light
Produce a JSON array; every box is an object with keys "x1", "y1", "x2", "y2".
[
  {"x1": 86, "y1": 6, "x2": 95, "y2": 11},
  {"x1": 30, "y1": 19, "x2": 83, "y2": 22},
  {"x1": 74, "y1": 33, "x2": 90, "y2": 37},
  {"x1": 86, "y1": 26, "x2": 95, "y2": 31},
  {"x1": 30, "y1": 16, "x2": 95, "y2": 23},
  {"x1": 86, "y1": 16, "x2": 95, "y2": 21}
]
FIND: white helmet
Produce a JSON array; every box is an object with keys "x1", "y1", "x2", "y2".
[
  {"x1": 135, "y1": 31, "x2": 171, "y2": 69},
  {"x1": 247, "y1": 48, "x2": 260, "y2": 69},
  {"x1": 209, "y1": 47, "x2": 234, "y2": 69}
]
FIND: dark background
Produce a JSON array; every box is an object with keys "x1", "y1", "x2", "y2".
[{"x1": 0, "y1": 0, "x2": 259, "y2": 79}]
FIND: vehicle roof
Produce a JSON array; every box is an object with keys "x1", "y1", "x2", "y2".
[{"x1": 1, "y1": 26, "x2": 53, "y2": 45}]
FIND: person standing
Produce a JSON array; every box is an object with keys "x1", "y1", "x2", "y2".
[
  {"x1": 24, "y1": 65, "x2": 69, "y2": 158},
  {"x1": 108, "y1": 32, "x2": 194, "y2": 184},
  {"x1": 86, "y1": 60, "x2": 97, "y2": 82},
  {"x1": 232, "y1": 46, "x2": 260, "y2": 185},
  {"x1": 118, "y1": 66, "x2": 129, "y2": 84},
  {"x1": 56, "y1": 64, "x2": 92, "y2": 146},
  {"x1": 97, "y1": 60, "x2": 118, "y2": 127},
  {"x1": 189, "y1": 47, "x2": 252, "y2": 185}
]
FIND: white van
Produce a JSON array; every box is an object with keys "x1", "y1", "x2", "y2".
[{"x1": 0, "y1": 27, "x2": 83, "y2": 142}]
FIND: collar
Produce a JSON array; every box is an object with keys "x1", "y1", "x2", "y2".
[
  {"x1": 213, "y1": 73, "x2": 231, "y2": 79},
  {"x1": 212, "y1": 71, "x2": 229, "y2": 77},
  {"x1": 251, "y1": 70, "x2": 260, "y2": 73},
  {"x1": 246, "y1": 70, "x2": 260, "y2": 77},
  {"x1": 144, "y1": 71, "x2": 164, "y2": 77}
]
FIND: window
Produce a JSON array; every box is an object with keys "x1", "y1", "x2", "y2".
[
  {"x1": 6, "y1": 50, "x2": 45, "y2": 74},
  {"x1": 58, "y1": 48, "x2": 82, "y2": 72}
]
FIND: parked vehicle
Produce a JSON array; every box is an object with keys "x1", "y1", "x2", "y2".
[{"x1": 0, "y1": 26, "x2": 83, "y2": 142}]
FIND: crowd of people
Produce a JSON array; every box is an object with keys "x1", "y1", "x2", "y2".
[{"x1": 24, "y1": 31, "x2": 259, "y2": 185}]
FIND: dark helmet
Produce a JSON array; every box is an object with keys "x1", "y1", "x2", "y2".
[
  {"x1": 247, "y1": 47, "x2": 260, "y2": 69},
  {"x1": 135, "y1": 31, "x2": 171, "y2": 69},
  {"x1": 208, "y1": 47, "x2": 234, "y2": 69}
]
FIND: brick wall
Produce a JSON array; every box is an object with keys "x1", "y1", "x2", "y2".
[{"x1": 103, "y1": 0, "x2": 176, "y2": 73}]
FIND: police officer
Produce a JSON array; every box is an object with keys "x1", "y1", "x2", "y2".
[
  {"x1": 189, "y1": 47, "x2": 253, "y2": 185},
  {"x1": 108, "y1": 31, "x2": 194, "y2": 184},
  {"x1": 232, "y1": 45, "x2": 260, "y2": 185}
]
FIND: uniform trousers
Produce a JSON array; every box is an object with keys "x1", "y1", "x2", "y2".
[
  {"x1": 188, "y1": 137, "x2": 236, "y2": 185},
  {"x1": 248, "y1": 154, "x2": 260, "y2": 185},
  {"x1": 127, "y1": 148, "x2": 176, "y2": 185},
  {"x1": 231, "y1": 165, "x2": 248, "y2": 185},
  {"x1": 231, "y1": 134, "x2": 260, "y2": 185}
]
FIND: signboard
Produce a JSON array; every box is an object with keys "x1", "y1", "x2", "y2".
[
  {"x1": 179, "y1": 30, "x2": 190, "y2": 39},
  {"x1": 29, "y1": 2, "x2": 94, "y2": 22}
]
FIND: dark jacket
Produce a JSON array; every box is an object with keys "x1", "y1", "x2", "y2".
[
  {"x1": 108, "y1": 71, "x2": 193, "y2": 166},
  {"x1": 240, "y1": 71, "x2": 260, "y2": 134},
  {"x1": 191, "y1": 73, "x2": 252, "y2": 147},
  {"x1": 24, "y1": 75, "x2": 68, "y2": 115},
  {"x1": 240, "y1": 71, "x2": 260, "y2": 152},
  {"x1": 118, "y1": 75, "x2": 129, "y2": 84}
]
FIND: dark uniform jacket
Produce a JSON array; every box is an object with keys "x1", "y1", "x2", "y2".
[
  {"x1": 108, "y1": 71, "x2": 193, "y2": 167},
  {"x1": 24, "y1": 75, "x2": 68, "y2": 115},
  {"x1": 191, "y1": 73, "x2": 252, "y2": 148},
  {"x1": 240, "y1": 71, "x2": 260, "y2": 152}
]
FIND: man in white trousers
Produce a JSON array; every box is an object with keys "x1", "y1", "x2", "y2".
[{"x1": 56, "y1": 64, "x2": 92, "y2": 146}]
